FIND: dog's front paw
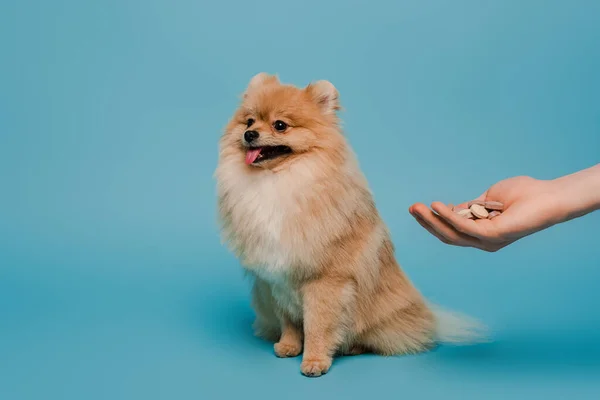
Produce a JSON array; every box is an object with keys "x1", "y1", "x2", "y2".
[
  {"x1": 300, "y1": 357, "x2": 331, "y2": 377},
  {"x1": 274, "y1": 341, "x2": 302, "y2": 358}
]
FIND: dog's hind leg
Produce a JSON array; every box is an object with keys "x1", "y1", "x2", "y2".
[{"x1": 359, "y1": 302, "x2": 436, "y2": 356}]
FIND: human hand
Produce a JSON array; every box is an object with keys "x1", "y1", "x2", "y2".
[{"x1": 408, "y1": 176, "x2": 567, "y2": 252}]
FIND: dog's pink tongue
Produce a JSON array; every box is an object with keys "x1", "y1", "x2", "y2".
[{"x1": 245, "y1": 148, "x2": 262, "y2": 165}]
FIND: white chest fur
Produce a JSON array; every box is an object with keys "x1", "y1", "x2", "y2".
[
  {"x1": 218, "y1": 163, "x2": 314, "y2": 274},
  {"x1": 218, "y1": 162, "x2": 323, "y2": 321},
  {"x1": 217, "y1": 155, "x2": 364, "y2": 321}
]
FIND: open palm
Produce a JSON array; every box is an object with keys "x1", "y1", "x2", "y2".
[{"x1": 409, "y1": 176, "x2": 562, "y2": 252}]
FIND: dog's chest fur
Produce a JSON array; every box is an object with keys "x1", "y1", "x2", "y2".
[
  {"x1": 219, "y1": 164, "x2": 319, "y2": 273},
  {"x1": 219, "y1": 166, "x2": 318, "y2": 318},
  {"x1": 218, "y1": 158, "x2": 365, "y2": 320}
]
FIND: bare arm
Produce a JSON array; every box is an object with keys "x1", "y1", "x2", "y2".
[{"x1": 554, "y1": 163, "x2": 600, "y2": 222}]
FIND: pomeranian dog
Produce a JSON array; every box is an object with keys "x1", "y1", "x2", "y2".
[{"x1": 215, "y1": 73, "x2": 486, "y2": 377}]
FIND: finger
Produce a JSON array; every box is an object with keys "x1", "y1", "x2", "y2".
[
  {"x1": 412, "y1": 214, "x2": 452, "y2": 245},
  {"x1": 431, "y1": 201, "x2": 495, "y2": 240},
  {"x1": 417, "y1": 207, "x2": 480, "y2": 247},
  {"x1": 413, "y1": 207, "x2": 503, "y2": 252},
  {"x1": 410, "y1": 204, "x2": 447, "y2": 242},
  {"x1": 414, "y1": 210, "x2": 509, "y2": 252},
  {"x1": 411, "y1": 203, "x2": 481, "y2": 247}
]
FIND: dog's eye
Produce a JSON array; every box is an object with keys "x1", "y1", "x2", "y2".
[
  {"x1": 273, "y1": 120, "x2": 288, "y2": 132},
  {"x1": 246, "y1": 118, "x2": 255, "y2": 127}
]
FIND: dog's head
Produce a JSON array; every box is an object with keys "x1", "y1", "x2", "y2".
[{"x1": 222, "y1": 73, "x2": 344, "y2": 171}]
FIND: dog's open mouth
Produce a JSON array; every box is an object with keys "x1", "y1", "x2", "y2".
[{"x1": 245, "y1": 146, "x2": 292, "y2": 165}]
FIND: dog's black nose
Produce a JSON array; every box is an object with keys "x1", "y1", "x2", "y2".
[{"x1": 244, "y1": 130, "x2": 259, "y2": 143}]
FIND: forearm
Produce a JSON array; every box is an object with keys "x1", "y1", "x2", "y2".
[{"x1": 551, "y1": 163, "x2": 600, "y2": 223}]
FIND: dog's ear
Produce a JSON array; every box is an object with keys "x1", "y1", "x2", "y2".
[
  {"x1": 306, "y1": 80, "x2": 340, "y2": 114},
  {"x1": 244, "y1": 73, "x2": 279, "y2": 98}
]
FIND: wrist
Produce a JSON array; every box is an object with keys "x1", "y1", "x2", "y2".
[{"x1": 550, "y1": 163, "x2": 600, "y2": 223}]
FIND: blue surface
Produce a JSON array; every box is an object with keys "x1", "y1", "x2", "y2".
[{"x1": 1, "y1": 1, "x2": 599, "y2": 399}]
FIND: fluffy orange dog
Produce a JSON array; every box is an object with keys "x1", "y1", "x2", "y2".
[{"x1": 215, "y1": 73, "x2": 486, "y2": 377}]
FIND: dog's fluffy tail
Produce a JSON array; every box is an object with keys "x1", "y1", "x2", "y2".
[{"x1": 429, "y1": 303, "x2": 490, "y2": 345}]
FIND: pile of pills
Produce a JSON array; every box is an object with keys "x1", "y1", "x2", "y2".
[{"x1": 451, "y1": 200, "x2": 504, "y2": 220}]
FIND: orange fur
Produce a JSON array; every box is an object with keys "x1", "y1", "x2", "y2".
[{"x1": 215, "y1": 73, "x2": 486, "y2": 377}]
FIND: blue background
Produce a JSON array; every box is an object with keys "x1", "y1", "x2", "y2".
[{"x1": 1, "y1": 0, "x2": 599, "y2": 399}]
